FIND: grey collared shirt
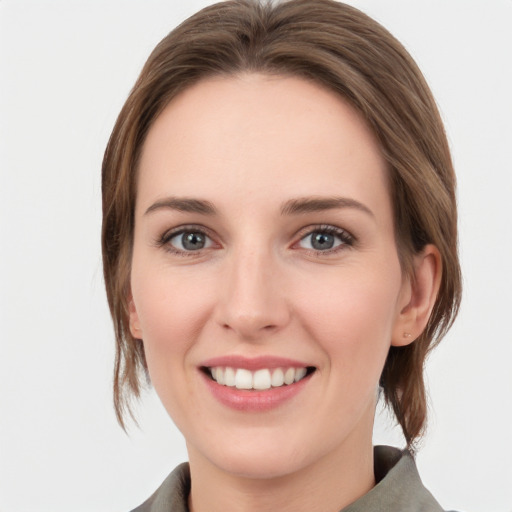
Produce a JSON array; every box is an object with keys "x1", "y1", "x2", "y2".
[{"x1": 131, "y1": 445, "x2": 453, "y2": 512}]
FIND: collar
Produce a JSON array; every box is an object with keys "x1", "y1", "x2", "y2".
[
  {"x1": 131, "y1": 445, "x2": 445, "y2": 512},
  {"x1": 340, "y1": 446, "x2": 444, "y2": 511}
]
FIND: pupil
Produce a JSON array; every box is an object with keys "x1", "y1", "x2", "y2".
[
  {"x1": 182, "y1": 232, "x2": 205, "y2": 250},
  {"x1": 312, "y1": 232, "x2": 334, "y2": 250}
]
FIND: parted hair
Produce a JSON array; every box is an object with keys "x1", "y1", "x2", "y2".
[{"x1": 102, "y1": 0, "x2": 461, "y2": 448}]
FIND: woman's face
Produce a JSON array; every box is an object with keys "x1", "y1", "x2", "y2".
[{"x1": 130, "y1": 74, "x2": 411, "y2": 479}]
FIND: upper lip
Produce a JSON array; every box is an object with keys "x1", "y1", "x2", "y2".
[{"x1": 200, "y1": 355, "x2": 312, "y2": 371}]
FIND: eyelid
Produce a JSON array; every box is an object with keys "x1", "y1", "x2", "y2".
[
  {"x1": 292, "y1": 224, "x2": 355, "y2": 254},
  {"x1": 154, "y1": 223, "x2": 355, "y2": 257},
  {"x1": 157, "y1": 224, "x2": 219, "y2": 256}
]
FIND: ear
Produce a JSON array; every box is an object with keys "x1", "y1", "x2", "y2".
[
  {"x1": 128, "y1": 294, "x2": 143, "y2": 339},
  {"x1": 392, "y1": 244, "x2": 442, "y2": 347}
]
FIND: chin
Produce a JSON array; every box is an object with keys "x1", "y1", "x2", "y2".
[
  {"x1": 211, "y1": 448, "x2": 309, "y2": 480},
  {"x1": 188, "y1": 425, "x2": 333, "y2": 481}
]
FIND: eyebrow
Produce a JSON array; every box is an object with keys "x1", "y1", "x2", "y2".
[
  {"x1": 145, "y1": 197, "x2": 217, "y2": 216},
  {"x1": 144, "y1": 195, "x2": 374, "y2": 218},
  {"x1": 280, "y1": 196, "x2": 374, "y2": 217}
]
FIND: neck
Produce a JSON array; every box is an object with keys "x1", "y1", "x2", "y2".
[{"x1": 187, "y1": 440, "x2": 375, "y2": 512}]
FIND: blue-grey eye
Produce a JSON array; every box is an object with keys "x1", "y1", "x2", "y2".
[
  {"x1": 298, "y1": 229, "x2": 347, "y2": 251},
  {"x1": 169, "y1": 231, "x2": 212, "y2": 251}
]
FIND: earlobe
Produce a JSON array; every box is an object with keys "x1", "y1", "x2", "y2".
[
  {"x1": 392, "y1": 244, "x2": 442, "y2": 347},
  {"x1": 128, "y1": 295, "x2": 143, "y2": 339}
]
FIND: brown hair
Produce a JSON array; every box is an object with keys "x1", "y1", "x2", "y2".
[{"x1": 102, "y1": 0, "x2": 461, "y2": 448}]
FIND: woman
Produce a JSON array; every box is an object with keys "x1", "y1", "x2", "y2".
[{"x1": 101, "y1": 1, "x2": 461, "y2": 510}]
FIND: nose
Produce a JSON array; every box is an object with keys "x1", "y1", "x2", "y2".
[{"x1": 215, "y1": 245, "x2": 291, "y2": 341}]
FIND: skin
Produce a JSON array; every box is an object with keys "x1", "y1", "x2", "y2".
[{"x1": 129, "y1": 74, "x2": 441, "y2": 512}]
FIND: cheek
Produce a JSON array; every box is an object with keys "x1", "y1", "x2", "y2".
[
  {"x1": 130, "y1": 265, "x2": 218, "y2": 431},
  {"x1": 292, "y1": 261, "x2": 402, "y2": 375},
  {"x1": 130, "y1": 262, "x2": 213, "y2": 378}
]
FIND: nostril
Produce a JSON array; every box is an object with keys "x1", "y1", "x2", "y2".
[{"x1": 217, "y1": 302, "x2": 291, "y2": 338}]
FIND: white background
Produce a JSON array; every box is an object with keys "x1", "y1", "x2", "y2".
[{"x1": 1, "y1": 1, "x2": 511, "y2": 511}]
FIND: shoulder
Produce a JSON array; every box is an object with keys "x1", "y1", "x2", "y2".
[
  {"x1": 130, "y1": 463, "x2": 190, "y2": 512},
  {"x1": 340, "y1": 446, "x2": 457, "y2": 512}
]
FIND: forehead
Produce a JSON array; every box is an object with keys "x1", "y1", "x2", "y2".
[{"x1": 137, "y1": 73, "x2": 390, "y2": 217}]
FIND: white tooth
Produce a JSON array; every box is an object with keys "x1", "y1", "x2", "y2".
[
  {"x1": 253, "y1": 369, "x2": 272, "y2": 390},
  {"x1": 271, "y1": 368, "x2": 285, "y2": 387},
  {"x1": 294, "y1": 367, "x2": 307, "y2": 382},
  {"x1": 235, "y1": 368, "x2": 253, "y2": 389},
  {"x1": 224, "y1": 367, "x2": 236, "y2": 387},
  {"x1": 284, "y1": 367, "x2": 295, "y2": 385},
  {"x1": 210, "y1": 367, "x2": 217, "y2": 380},
  {"x1": 216, "y1": 367, "x2": 225, "y2": 385}
]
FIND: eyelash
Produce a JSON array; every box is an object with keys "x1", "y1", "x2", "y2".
[
  {"x1": 295, "y1": 224, "x2": 355, "y2": 255},
  {"x1": 156, "y1": 225, "x2": 216, "y2": 257},
  {"x1": 156, "y1": 224, "x2": 355, "y2": 257}
]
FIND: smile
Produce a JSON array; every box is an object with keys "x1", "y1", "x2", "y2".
[
  {"x1": 207, "y1": 366, "x2": 314, "y2": 390},
  {"x1": 200, "y1": 356, "x2": 316, "y2": 411}
]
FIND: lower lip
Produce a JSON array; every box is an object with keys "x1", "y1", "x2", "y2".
[{"x1": 201, "y1": 371, "x2": 313, "y2": 412}]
